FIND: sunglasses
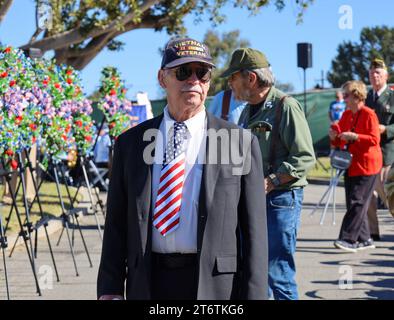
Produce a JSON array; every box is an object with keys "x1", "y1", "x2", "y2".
[{"x1": 171, "y1": 65, "x2": 212, "y2": 83}]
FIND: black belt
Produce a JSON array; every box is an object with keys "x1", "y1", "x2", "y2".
[{"x1": 152, "y1": 252, "x2": 197, "y2": 269}]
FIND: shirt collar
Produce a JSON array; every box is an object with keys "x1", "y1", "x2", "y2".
[
  {"x1": 163, "y1": 106, "x2": 206, "y2": 139},
  {"x1": 262, "y1": 87, "x2": 275, "y2": 109},
  {"x1": 376, "y1": 84, "x2": 387, "y2": 97}
]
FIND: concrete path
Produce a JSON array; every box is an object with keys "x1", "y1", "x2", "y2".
[{"x1": 298, "y1": 184, "x2": 394, "y2": 300}]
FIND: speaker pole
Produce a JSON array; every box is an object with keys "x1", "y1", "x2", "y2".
[
  {"x1": 297, "y1": 42, "x2": 312, "y2": 112},
  {"x1": 303, "y1": 67, "x2": 307, "y2": 112}
]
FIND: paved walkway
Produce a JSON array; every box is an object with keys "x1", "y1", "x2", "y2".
[
  {"x1": 298, "y1": 184, "x2": 394, "y2": 300},
  {"x1": 1, "y1": 183, "x2": 394, "y2": 300}
]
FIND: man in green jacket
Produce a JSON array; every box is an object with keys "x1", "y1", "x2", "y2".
[
  {"x1": 366, "y1": 58, "x2": 394, "y2": 239},
  {"x1": 221, "y1": 48, "x2": 315, "y2": 300}
]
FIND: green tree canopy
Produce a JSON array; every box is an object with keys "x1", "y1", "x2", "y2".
[
  {"x1": 204, "y1": 29, "x2": 250, "y2": 96},
  {"x1": 327, "y1": 26, "x2": 394, "y2": 88},
  {"x1": 0, "y1": 0, "x2": 313, "y2": 70},
  {"x1": 203, "y1": 30, "x2": 295, "y2": 95}
]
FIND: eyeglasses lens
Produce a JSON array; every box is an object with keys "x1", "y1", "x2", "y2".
[{"x1": 175, "y1": 66, "x2": 211, "y2": 82}]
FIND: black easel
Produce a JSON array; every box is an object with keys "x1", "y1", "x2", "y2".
[
  {"x1": 71, "y1": 156, "x2": 107, "y2": 216},
  {"x1": 0, "y1": 158, "x2": 41, "y2": 296},
  {"x1": 75, "y1": 155, "x2": 103, "y2": 240},
  {"x1": 0, "y1": 202, "x2": 10, "y2": 300},
  {"x1": 5, "y1": 148, "x2": 60, "y2": 282},
  {"x1": 14, "y1": 154, "x2": 93, "y2": 277},
  {"x1": 50, "y1": 157, "x2": 93, "y2": 276}
]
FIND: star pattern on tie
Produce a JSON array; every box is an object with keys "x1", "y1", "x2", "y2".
[
  {"x1": 163, "y1": 122, "x2": 188, "y2": 166},
  {"x1": 153, "y1": 121, "x2": 188, "y2": 236}
]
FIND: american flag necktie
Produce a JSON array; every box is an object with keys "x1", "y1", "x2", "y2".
[{"x1": 153, "y1": 121, "x2": 188, "y2": 236}]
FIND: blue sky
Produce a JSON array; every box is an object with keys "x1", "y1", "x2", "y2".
[{"x1": 0, "y1": 0, "x2": 393, "y2": 100}]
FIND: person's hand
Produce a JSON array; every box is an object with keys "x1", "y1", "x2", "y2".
[
  {"x1": 265, "y1": 178, "x2": 274, "y2": 194},
  {"x1": 379, "y1": 124, "x2": 386, "y2": 134},
  {"x1": 338, "y1": 131, "x2": 358, "y2": 142},
  {"x1": 99, "y1": 295, "x2": 124, "y2": 300},
  {"x1": 328, "y1": 128, "x2": 338, "y2": 140}
]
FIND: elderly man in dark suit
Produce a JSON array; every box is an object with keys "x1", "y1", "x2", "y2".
[
  {"x1": 366, "y1": 58, "x2": 394, "y2": 240},
  {"x1": 97, "y1": 37, "x2": 268, "y2": 300}
]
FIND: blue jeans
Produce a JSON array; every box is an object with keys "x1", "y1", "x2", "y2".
[{"x1": 267, "y1": 188, "x2": 303, "y2": 300}]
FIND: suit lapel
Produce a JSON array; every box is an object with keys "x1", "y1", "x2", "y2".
[
  {"x1": 135, "y1": 114, "x2": 163, "y2": 255},
  {"x1": 197, "y1": 112, "x2": 221, "y2": 250}
]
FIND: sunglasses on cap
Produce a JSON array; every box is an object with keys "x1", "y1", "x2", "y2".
[{"x1": 170, "y1": 65, "x2": 212, "y2": 83}]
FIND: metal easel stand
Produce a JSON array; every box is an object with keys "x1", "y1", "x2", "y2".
[
  {"x1": 5, "y1": 148, "x2": 60, "y2": 282},
  {"x1": 309, "y1": 166, "x2": 345, "y2": 226},
  {"x1": 0, "y1": 157, "x2": 41, "y2": 296},
  {"x1": 67, "y1": 154, "x2": 105, "y2": 239},
  {"x1": 50, "y1": 156, "x2": 93, "y2": 276},
  {"x1": 56, "y1": 154, "x2": 103, "y2": 242},
  {"x1": 0, "y1": 203, "x2": 10, "y2": 300},
  {"x1": 79, "y1": 155, "x2": 103, "y2": 240},
  {"x1": 71, "y1": 153, "x2": 107, "y2": 218}
]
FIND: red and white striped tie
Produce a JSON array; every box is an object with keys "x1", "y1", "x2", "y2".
[{"x1": 153, "y1": 122, "x2": 187, "y2": 236}]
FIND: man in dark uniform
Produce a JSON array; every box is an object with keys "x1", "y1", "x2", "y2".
[{"x1": 366, "y1": 58, "x2": 394, "y2": 240}]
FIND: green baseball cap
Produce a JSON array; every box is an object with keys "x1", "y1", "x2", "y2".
[
  {"x1": 220, "y1": 48, "x2": 270, "y2": 78},
  {"x1": 370, "y1": 58, "x2": 387, "y2": 70}
]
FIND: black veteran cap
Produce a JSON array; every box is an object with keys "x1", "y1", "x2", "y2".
[
  {"x1": 370, "y1": 58, "x2": 387, "y2": 70},
  {"x1": 221, "y1": 48, "x2": 270, "y2": 77},
  {"x1": 161, "y1": 38, "x2": 215, "y2": 69}
]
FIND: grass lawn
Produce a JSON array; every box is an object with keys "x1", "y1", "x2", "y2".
[
  {"x1": 0, "y1": 182, "x2": 83, "y2": 234},
  {"x1": 308, "y1": 157, "x2": 335, "y2": 180}
]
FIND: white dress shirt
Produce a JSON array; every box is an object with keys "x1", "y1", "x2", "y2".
[
  {"x1": 375, "y1": 84, "x2": 388, "y2": 98},
  {"x1": 151, "y1": 106, "x2": 207, "y2": 253}
]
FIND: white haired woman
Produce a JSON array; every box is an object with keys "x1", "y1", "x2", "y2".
[{"x1": 329, "y1": 80, "x2": 382, "y2": 252}]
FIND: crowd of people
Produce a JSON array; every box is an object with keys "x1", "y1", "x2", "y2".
[{"x1": 2, "y1": 35, "x2": 391, "y2": 301}]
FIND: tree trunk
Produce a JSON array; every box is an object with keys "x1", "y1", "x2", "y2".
[{"x1": 0, "y1": 0, "x2": 13, "y2": 24}]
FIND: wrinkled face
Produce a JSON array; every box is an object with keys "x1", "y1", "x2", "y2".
[
  {"x1": 369, "y1": 67, "x2": 388, "y2": 90},
  {"x1": 158, "y1": 62, "x2": 211, "y2": 119},
  {"x1": 228, "y1": 71, "x2": 252, "y2": 102}
]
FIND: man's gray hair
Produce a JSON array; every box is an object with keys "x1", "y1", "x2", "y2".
[{"x1": 241, "y1": 67, "x2": 275, "y2": 88}]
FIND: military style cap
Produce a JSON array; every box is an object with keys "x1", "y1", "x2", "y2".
[
  {"x1": 370, "y1": 58, "x2": 387, "y2": 70},
  {"x1": 161, "y1": 37, "x2": 215, "y2": 69},
  {"x1": 220, "y1": 48, "x2": 270, "y2": 77}
]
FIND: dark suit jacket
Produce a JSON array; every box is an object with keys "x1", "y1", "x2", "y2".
[
  {"x1": 97, "y1": 111, "x2": 268, "y2": 300},
  {"x1": 366, "y1": 87, "x2": 394, "y2": 165}
]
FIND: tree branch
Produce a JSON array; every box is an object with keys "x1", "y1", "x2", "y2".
[
  {"x1": 29, "y1": 27, "x2": 45, "y2": 44},
  {"x1": 20, "y1": 0, "x2": 161, "y2": 52},
  {"x1": 56, "y1": 31, "x2": 116, "y2": 69},
  {"x1": 0, "y1": 0, "x2": 13, "y2": 24},
  {"x1": 54, "y1": 6, "x2": 193, "y2": 70}
]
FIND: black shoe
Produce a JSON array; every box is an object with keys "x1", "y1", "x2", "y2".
[
  {"x1": 334, "y1": 239, "x2": 358, "y2": 253},
  {"x1": 357, "y1": 238, "x2": 375, "y2": 251},
  {"x1": 371, "y1": 234, "x2": 381, "y2": 241},
  {"x1": 377, "y1": 198, "x2": 387, "y2": 209}
]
